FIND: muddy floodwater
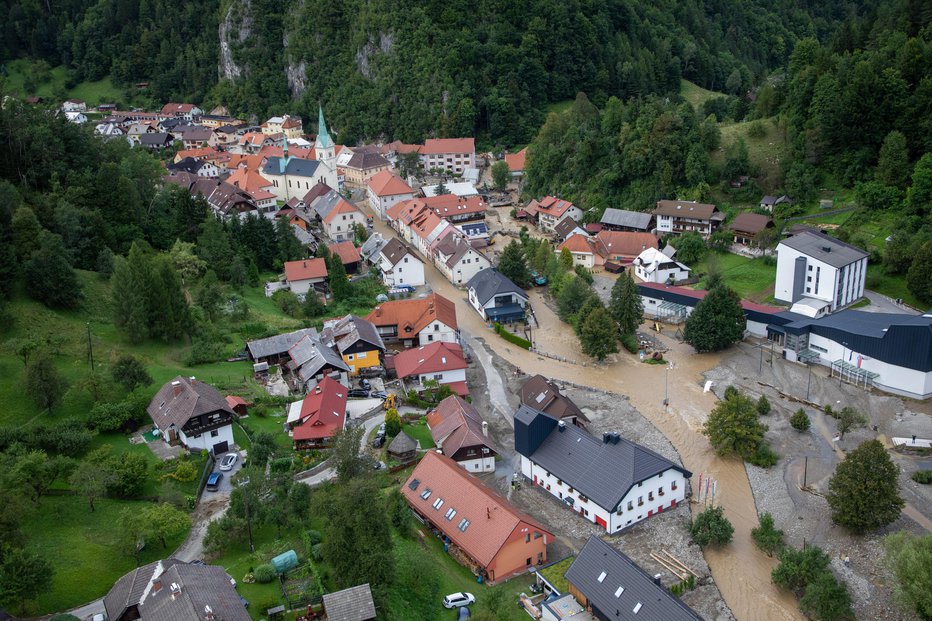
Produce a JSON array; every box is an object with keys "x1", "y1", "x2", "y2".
[{"x1": 369, "y1": 217, "x2": 803, "y2": 621}]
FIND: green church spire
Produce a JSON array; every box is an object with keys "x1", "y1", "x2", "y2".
[{"x1": 316, "y1": 105, "x2": 333, "y2": 149}]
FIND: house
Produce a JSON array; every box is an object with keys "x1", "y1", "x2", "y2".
[
  {"x1": 652, "y1": 200, "x2": 724, "y2": 237},
  {"x1": 64, "y1": 111, "x2": 87, "y2": 124},
  {"x1": 95, "y1": 122, "x2": 124, "y2": 137},
  {"x1": 365, "y1": 293, "x2": 458, "y2": 348},
  {"x1": 528, "y1": 196, "x2": 584, "y2": 233},
  {"x1": 553, "y1": 218, "x2": 587, "y2": 243},
  {"x1": 344, "y1": 149, "x2": 391, "y2": 189},
  {"x1": 730, "y1": 213, "x2": 774, "y2": 246},
  {"x1": 505, "y1": 148, "x2": 528, "y2": 178},
  {"x1": 387, "y1": 431, "x2": 418, "y2": 463},
  {"x1": 632, "y1": 246, "x2": 691, "y2": 284},
  {"x1": 427, "y1": 395, "x2": 498, "y2": 472},
  {"x1": 200, "y1": 114, "x2": 240, "y2": 129},
  {"x1": 321, "y1": 315, "x2": 385, "y2": 376},
  {"x1": 103, "y1": 559, "x2": 250, "y2": 621},
  {"x1": 328, "y1": 241, "x2": 362, "y2": 274},
  {"x1": 286, "y1": 376, "x2": 347, "y2": 449},
  {"x1": 393, "y1": 341, "x2": 469, "y2": 395},
  {"x1": 419, "y1": 138, "x2": 476, "y2": 174},
  {"x1": 283, "y1": 258, "x2": 328, "y2": 295},
  {"x1": 760, "y1": 194, "x2": 793, "y2": 212},
  {"x1": 421, "y1": 182, "x2": 479, "y2": 198},
  {"x1": 556, "y1": 235, "x2": 605, "y2": 269},
  {"x1": 239, "y1": 131, "x2": 276, "y2": 153},
  {"x1": 433, "y1": 233, "x2": 492, "y2": 286},
  {"x1": 246, "y1": 328, "x2": 319, "y2": 365},
  {"x1": 159, "y1": 103, "x2": 203, "y2": 120},
  {"x1": 519, "y1": 375, "x2": 589, "y2": 428},
  {"x1": 379, "y1": 140, "x2": 422, "y2": 165},
  {"x1": 565, "y1": 536, "x2": 704, "y2": 621},
  {"x1": 466, "y1": 268, "x2": 529, "y2": 323},
  {"x1": 146, "y1": 377, "x2": 237, "y2": 453},
  {"x1": 402, "y1": 451, "x2": 554, "y2": 583},
  {"x1": 367, "y1": 170, "x2": 415, "y2": 221},
  {"x1": 190, "y1": 179, "x2": 258, "y2": 219},
  {"x1": 424, "y1": 194, "x2": 488, "y2": 224},
  {"x1": 514, "y1": 407, "x2": 691, "y2": 533},
  {"x1": 226, "y1": 167, "x2": 276, "y2": 213},
  {"x1": 262, "y1": 114, "x2": 303, "y2": 139},
  {"x1": 61, "y1": 99, "x2": 86, "y2": 112},
  {"x1": 360, "y1": 232, "x2": 389, "y2": 263},
  {"x1": 375, "y1": 238, "x2": 426, "y2": 288},
  {"x1": 286, "y1": 332, "x2": 351, "y2": 391},
  {"x1": 599, "y1": 208, "x2": 655, "y2": 233},
  {"x1": 167, "y1": 157, "x2": 220, "y2": 179},
  {"x1": 597, "y1": 231, "x2": 659, "y2": 266},
  {"x1": 322, "y1": 584, "x2": 376, "y2": 621},
  {"x1": 775, "y1": 230, "x2": 868, "y2": 315},
  {"x1": 137, "y1": 132, "x2": 173, "y2": 150},
  {"x1": 181, "y1": 125, "x2": 213, "y2": 149},
  {"x1": 322, "y1": 198, "x2": 366, "y2": 242}
]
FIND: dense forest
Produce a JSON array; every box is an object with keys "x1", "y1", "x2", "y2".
[{"x1": 2, "y1": 0, "x2": 879, "y2": 144}]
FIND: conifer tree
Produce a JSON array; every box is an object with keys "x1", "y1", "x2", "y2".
[
  {"x1": 497, "y1": 240, "x2": 531, "y2": 288},
  {"x1": 608, "y1": 271, "x2": 644, "y2": 335}
]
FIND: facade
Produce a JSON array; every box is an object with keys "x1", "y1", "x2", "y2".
[
  {"x1": 529, "y1": 196, "x2": 584, "y2": 233},
  {"x1": 466, "y1": 268, "x2": 529, "y2": 323},
  {"x1": 104, "y1": 559, "x2": 250, "y2": 621},
  {"x1": 146, "y1": 377, "x2": 237, "y2": 453},
  {"x1": 286, "y1": 376, "x2": 347, "y2": 449},
  {"x1": 514, "y1": 407, "x2": 691, "y2": 533},
  {"x1": 424, "y1": 194, "x2": 488, "y2": 224},
  {"x1": 322, "y1": 199, "x2": 367, "y2": 242},
  {"x1": 159, "y1": 103, "x2": 203, "y2": 120},
  {"x1": 367, "y1": 170, "x2": 414, "y2": 221},
  {"x1": 519, "y1": 375, "x2": 589, "y2": 428},
  {"x1": 419, "y1": 137, "x2": 476, "y2": 174},
  {"x1": 262, "y1": 114, "x2": 303, "y2": 139},
  {"x1": 565, "y1": 536, "x2": 704, "y2": 621},
  {"x1": 599, "y1": 208, "x2": 654, "y2": 233},
  {"x1": 775, "y1": 230, "x2": 868, "y2": 314},
  {"x1": 393, "y1": 341, "x2": 469, "y2": 396},
  {"x1": 283, "y1": 258, "x2": 328, "y2": 296},
  {"x1": 504, "y1": 148, "x2": 527, "y2": 178},
  {"x1": 365, "y1": 293, "x2": 458, "y2": 348},
  {"x1": 652, "y1": 200, "x2": 723, "y2": 237},
  {"x1": 427, "y1": 396, "x2": 498, "y2": 472},
  {"x1": 401, "y1": 451, "x2": 554, "y2": 583},
  {"x1": 62, "y1": 99, "x2": 86, "y2": 112},
  {"x1": 433, "y1": 233, "x2": 492, "y2": 286},
  {"x1": 730, "y1": 212, "x2": 774, "y2": 246},
  {"x1": 377, "y1": 238, "x2": 426, "y2": 287},
  {"x1": 632, "y1": 247, "x2": 691, "y2": 284},
  {"x1": 760, "y1": 194, "x2": 793, "y2": 212},
  {"x1": 261, "y1": 151, "x2": 325, "y2": 202},
  {"x1": 321, "y1": 315, "x2": 385, "y2": 376},
  {"x1": 344, "y1": 149, "x2": 391, "y2": 189}
]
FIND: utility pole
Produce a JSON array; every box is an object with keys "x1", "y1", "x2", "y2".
[
  {"x1": 806, "y1": 363, "x2": 812, "y2": 401},
  {"x1": 663, "y1": 362, "x2": 673, "y2": 407},
  {"x1": 86, "y1": 322, "x2": 95, "y2": 371}
]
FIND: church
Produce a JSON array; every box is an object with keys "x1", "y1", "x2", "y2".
[{"x1": 261, "y1": 106, "x2": 339, "y2": 201}]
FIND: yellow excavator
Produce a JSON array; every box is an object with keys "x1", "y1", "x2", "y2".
[{"x1": 383, "y1": 393, "x2": 397, "y2": 410}]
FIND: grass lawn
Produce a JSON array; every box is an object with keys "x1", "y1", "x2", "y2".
[
  {"x1": 402, "y1": 420, "x2": 435, "y2": 449},
  {"x1": 713, "y1": 117, "x2": 787, "y2": 190},
  {"x1": 1, "y1": 59, "x2": 127, "y2": 106},
  {"x1": 694, "y1": 252, "x2": 777, "y2": 301},
  {"x1": 30, "y1": 496, "x2": 187, "y2": 614},
  {"x1": 239, "y1": 413, "x2": 292, "y2": 451},
  {"x1": 866, "y1": 265, "x2": 923, "y2": 309},
  {"x1": 679, "y1": 79, "x2": 724, "y2": 109}
]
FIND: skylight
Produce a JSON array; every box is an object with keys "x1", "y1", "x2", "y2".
[
  {"x1": 432, "y1": 498, "x2": 444, "y2": 510},
  {"x1": 535, "y1": 392, "x2": 546, "y2": 403},
  {"x1": 420, "y1": 488, "x2": 432, "y2": 500},
  {"x1": 633, "y1": 603, "x2": 642, "y2": 614},
  {"x1": 597, "y1": 571, "x2": 606, "y2": 583},
  {"x1": 444, "y1": 508, "x2": 457, "y2": 521},
  {"x1": 615, "y1": 586, "x2": 624, "y2": 597},
  {"x1": 457, "y1": 518, "x2": 471, "y2": 532}
]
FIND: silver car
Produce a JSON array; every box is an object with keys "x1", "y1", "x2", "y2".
[{"x1": 219, "y1": 453, "x2": 238, "y2": 471}]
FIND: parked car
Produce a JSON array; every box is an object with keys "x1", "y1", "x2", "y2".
[
  {"x1": 458, "y1": 607, "x2": 471, "y2": 620},
  {"x1": 371, "y1": 390, "x2": 388, "y2": 399},
  {"x1": 530, "y1": 271, "x2": 548, "y2": 286},
  {"x1": 219, "y1": 453, "x2": 238, "y2": 471},
  {"x1": 443, "y1": 593, "x2": 476, "y2": 609},
  {"x1": 206, "y1": 472, "x2": 223, "y2": 491},
  {"x1": 90, "y1": 614, "x2": 106, "y2": 621},
  {"x1": 360, "y1": 378, "x2": 371, "y2": 390},
  {"x1": 378, "y1": 423, "x2": 386, "y2": 436},
  {"x1": 371, "y1": 436, "x2": 386, "y2": 449},
  {"x1": 347, "y1": 389, "x2": 370, "y2": 398},
  {"x1": 372, "y1": 460, "x2": 386, "y2": 470}
]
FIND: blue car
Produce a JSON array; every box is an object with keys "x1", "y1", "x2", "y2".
[{"x1": 206, "y1": 472, "x2": 223, "y2": 492}]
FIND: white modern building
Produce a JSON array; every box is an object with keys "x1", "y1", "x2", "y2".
[
  {"x1": 367, "y1": 170, "x2": 415, "y2": 221},
  {"x1": 514, "y1": 407, "x2": 690, "y2": 533},
  {"x1": 775, "y1": 231, "x2": 868, "y2": 316},
  {"x1": 419, "y1": 138, "x2": 476, "y2": 174}
]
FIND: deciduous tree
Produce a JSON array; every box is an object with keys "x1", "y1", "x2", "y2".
[
  {"x1": 906, "y1": 240, "x2": 932, "y2": 305},
  {"x1": 683, "y1": 281, "x2": 746, "y2": 352},
  {"x1": 331, "y1": 424, "x2": 366, "y2": 483},
  {"x1": 111, "y1": 355, "x2": 152, "y2": 391},
  {"x1": 834, "y1": 406, "x2": 866, "y2": 439},
  {"x1": 578, "y1": 307, "x2": 619, "y2": 361},
  {"x1": 672, "y1": 231, "x2": 706, "y2": 264},
  {"x1": 491, "y1": 160, "x2": 511, "y2": 190},
  {"x1": 883, "y1": 532, "x2": 932, "y2": 619},
  {"x1": 69, "y1": 461, "x2": 115, "y2": 512},
  {"x1": 799, "y1": 572, "x2": 853, "y2": 621},
  {"x1": 0, "y1": 548, "x2": 53, "y2": 614},
  {"x1": 23, "y1": 232, "x2": 83, "y2": 309},
  {"x1": 751, "y1": 512, "x2": 785, "y2": 557},
  {"x1": 25, "y1": 355, "x2": 68, "y2": 415},
  {"x1": 690, "y1": 505, "x2": 733, "y2": 547},
  {"x1": 875, "y1": 131, "x2": 910, "y2": 188},
  {"x1": 827, "y1": 440, "x2": 903, "y2": 532},
  {"x1": 703, "y1": 389, "x2": 767, "y2": 459},
  {"x1": 772, "y1": 544, "x2": 830, "y2": 592}
]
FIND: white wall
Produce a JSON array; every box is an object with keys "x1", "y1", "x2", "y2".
[
  {"x1": 368, "y1": 189, "x2": 414, "y2": 221},
  {"x1": 776, "y1": 244, "x2": 866, "y2": 310},
  {"x1": 324, "y1": 210, "x2": 366, "y2": 241},
  {"x1": 381, "y1": 253, "x2": 425, "y2": 287},
  {"x1": 447, "y1": 249, "x2": 490, "y2": 285},
  {"x1": 457, "y1": 455, "x2": 496, "y2": 473},
  {"x1": 177, "y1": 423, "x2": 235, "y2": 452},
  {"x1": 635, "y1": 262, "x2": 690, "y2": 284},
  {"x1": 288, "y1": 278, "x2": 317, "y2": 296},
  {"x1": 417, "y1": 321, "x2": 458, "y2": 346},
  {"x1": 416, "y1": 368, "x2": 466, "y2": 385}
]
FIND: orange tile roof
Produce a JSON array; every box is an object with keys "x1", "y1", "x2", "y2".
[
  {"x1": 284, "y1": 258, "x2": 328, "y2": 282},
  {"x1": 328, "y1": 241, "x2": 361, "y2": 265},
  {"x1": 240, "y1": 132, "x2": 268, "y2": 146},
  {"x1": 393, "y1": 342, "x2": 467, "y2": 379},
  {"x1": 558, "y1": 234, "x2": 604, "y2": 256},
  {"x1": 176, "y1": 147, "x2": 219, "y2": 161},
  {"x1": 537, "y1": 196, "x2": 577, "y2": 218},
  {"x1": 367, "y1": 170, "x2": 413, "y2": 196},
  {"x1": 322, "y1": 199, "x2": 361, "y2": 224},
  {"x1": 227, "y1": 167, "x2": 274, "y2": 193},
  {"x1": 595, "y1": 231, "x2": 659, "y2": 258},
  {"x1": 258, "y1": 145, "x2": 314, "y2": 160},
  {"x1": 225, "y1": 154, "x2": 265, "y2": 172},
  {"x1": 402, "y1": 451, "x2": 553, "y2": 569},
  {"x1": 423, "y1": 195, "x2": 487, "y2": 219},
  {"x1": 291, "y1": 376, "x2": 347, "y2": 441},
  {"x1": 365, "y1": 292, "x2": 458, "y2": 334},
  {"x1": 421, "y1": 137, "x2": 475, "y2": 155},
  {"x1": 504, "y1": 147, "x2": 527, "y2": 172}
]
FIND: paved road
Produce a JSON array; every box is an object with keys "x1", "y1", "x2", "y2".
[
  {"x1": 298, "y1": 413, "x2": 386, "y2": 486},
  {"x1": 862, "y1": 290, "x2": 921, "y2": 315}
]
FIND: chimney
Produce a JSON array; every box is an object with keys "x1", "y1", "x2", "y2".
[
  {"x1": 603, "y1": 432, "x2": 612, "y2": 444},
  {"x1": 482, "y1": 421, "x2": 488, "y2": 437},
  {"x1": 822, "y1": 246, "x2": 831, "y2": 253},
  {"x1": 204, "y1": 605, "x2": 215, "y2": 621},
  {"x1": 170, "y1": 582, "x2": 182, "y2": 599},
  {"x1": 171, "y1": 380, "x2": 182, "y2": 397},
  {"x1": 315, "y1": 385, "x2": 322, "y2": 394},
  {"x1": 653, "y1": 574, "x2": 662, "y2": 586},
  {"x1": 558, "y1": 420, "x2": 566, "y2": 432},
  {"x1": 487, "y1": 507, "x2": 491, "y2": 519},
  {"x1": 152, "y1": 580, "x2": 162, "y2": 593},
  {"x1": 303, "y1": 261, "x2": 307, "y2": 267},
  {"x1": 612, "y1": 432, "x2": 621, "y2": 444}
]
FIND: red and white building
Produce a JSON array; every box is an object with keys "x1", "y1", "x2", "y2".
[
  {"x1": 393, "y1": 341, "x2": 469, "y2": 396},
  {"x1": 283, "y1": 258, "x2": 328, "y2": 296},
  {"x1": 286, "y1": 377, "x2": 347, "y2": 449},
  {"x1": 367, "y1": 170, "x2": 415, "y2": 221},
  {"x1": 526, "y1": 196, "x2": 583, "y2": 233},
  {"x1": 419, "y1": 138, "x2": 476, "y2": 175}
]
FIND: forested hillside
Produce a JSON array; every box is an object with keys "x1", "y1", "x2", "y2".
[{"x1": 3, "y1": 0, "x2": 872, "y2": 143}]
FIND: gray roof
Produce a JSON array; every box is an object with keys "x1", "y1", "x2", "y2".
[
  {"x1": 387, "y1": 430, "x2": 418, "y2": 454},
  {"x1": 779, "y1": 230, "x2": 868, "y2": 268},
  {"x1": 139, "y1": 132, "x2": 172, "y2": 146},
  {"x1": 262, "y1": 156, "x2": 320, "y2": 178},
  {"x1": 600, "y1": 208, "x2": 653, "y2": 230},
  {"x1": 359, "y1": 232, "x2": 389, "y2": 261},
  {"x1": 514, "y1": 407, "x2": 689, "y2": 510},
  {"x1": 565, "y1": 537, "x2": 703, "y2": 621},
  {"x1": 289, "y1": 334, "x2": 350, "y2": 383},
  {"x1": 322, "y1": 584, "x2": 376, "y2": 621},
  {"x1": 104, "y1": 560, "x2": 250, "y2": 621},
  {"x1": 321, "y1": 315, "x2": 385, "y2": 354},
  {"x1": 247, "y1": 328, "x2": 318, "y2": 361},
  {"x1": 146, "y1": 377, "x2": 235, "y2": 432},
  {"x1": 466, "y1": 268, "x2": 528, "y2": 306},
  {"x1": 553, "y1": 217, "x2": 582, "y2": 240},
  {"x1": 380, "y1": 237, "x2": 419, "y2": 267},
  {"x1": 311, "y1": 190, "x2": 343, "y2": 221},
  {"x1": 346, "y1": 150, "x2": 390, "y2": 170}
]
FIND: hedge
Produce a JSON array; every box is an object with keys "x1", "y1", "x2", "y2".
[{"x1": 494, "y1": 323, "x2": 531, "y2": 349}]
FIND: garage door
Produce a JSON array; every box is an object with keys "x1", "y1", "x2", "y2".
[{"x1": 212, "y1": 441, "x2": 229, "y2": 455}]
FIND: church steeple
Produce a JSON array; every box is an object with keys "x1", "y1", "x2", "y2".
[{"x1": 316, "y1": 105, "x2": 333, "y2": 149}]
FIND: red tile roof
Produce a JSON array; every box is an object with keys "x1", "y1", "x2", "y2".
[
  {"x1": 329, "y1": 241, "x2": 361, "y2": 266},
  {"x1": 637, "y1": 282, "x2": 785, "y2": 314},
  {"x1": 291, "y1": 377, "x2": 347, "y2": 441},
  {"x1": 322, "y1": 199, "x2": 362, "y2": 224},
  {"x1": 284, "y1": 258, "x2": 328, "y2": 282},
  {"x1": 402, "y1": 451, "x2": 553, "y2": 569},
  {"x1": 423, "y1": 195, "x2": 488, "y2": 219},
  {"x1": 558, "y1": 234, "x2": 604, "y2": 256},
  {"x1": 365, "y1": 293, "x2": 458, "y2": 335},
  {"x1": 537, "y1": 196, "x2": 577, "y2": 218},
  {"x1": 595, "y1": 231, "x2": 659, "y2": 258},
  {"x1": 421, "y1": 138, "x2": 475, "y2": 155},
  {"x1": 227, "y1": 167, "x2": 274, "y2": 193},
  {"x1": 393, "y1": 342, "x2": 467, "y2": 379},
  {"x1": 160, "y1": 103, "x2": 197, "y2": 115},
  {"x1": 427, "y1": 396, "x2": 498, "y2": 456},
  {"x1": 504, "y1": 148, "x2": 527, "y2": 172},
  {"x1": 367, "y1": 170, "x2": 414, "y2": 196}
]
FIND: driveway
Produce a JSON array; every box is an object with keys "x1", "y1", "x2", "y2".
[
  {"x1": 862, "y1": 290, "x2": 921, "y2": 315},
  {"x1": 297, "y1": 413, "x2": 386, "y2": 486}
]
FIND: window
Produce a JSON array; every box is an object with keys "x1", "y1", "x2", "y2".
[
  {"x1": 638, "y1": 496, "x2": 643, "y2": 506},
  {"x1": 671, "y1": 482, "x2": 677, "y2": 490},
  {"x1": 432, "y1": 498, "x2": 444, "y2": 510},
  {"x1": 534, "y1": 532, "x2": 542, "y2": 539},
  {"x1": 525, "y1": 534, "x2": 530, "y2": 543},
  {"x1": 434, "y1": 324, "x2": 440, "y2": 331},
  {"x1": 210, "y1": 430, "x2": 219, "y2": 437},
  {"x1": 457, "y1": 519, "x2": 470, "y2": 532},
  {"x1": 444, "y1": 507, "x2": 456, "y2": 521},
  {"x1": 627, "y1": 501, "x2": 633, "y2": 511},
  {"x1": 615, "y1": 586, "x2": 624, "y2": 597},
  {"x1": 578, "y1": 495, "x2": 588, "y2": 503},
  {"x1": 808, "y1": 265, "x2": 813, "y2": 271},
  {"x1": 357, "y1": 351, "x2": 366, "y2": 359},
  {"x1": 658, "y1": 486, "x2": 664, "y2": 496},
  {"x1": 638, "y1": 482, "x2": 642, "y2": 487},
  {"x1": 420, "y1": 488, "x2": 432, "y2": 500},
  {"x1": 648, "y1": 492, "x2": 654, "y2": 501},
  {"x1": 597, "y1": 571, "x2": 607, "y2": 583},
  {"x1": 346, "y1": 354, "x2": 354, "y2": 361}
]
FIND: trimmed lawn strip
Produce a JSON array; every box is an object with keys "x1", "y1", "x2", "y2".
[
  {"x1": 402, "y1": 420, "x2": 435, "y2": 449},
  {"x1": 694, "y1": 253, "x2": 776, "y2": 301}
]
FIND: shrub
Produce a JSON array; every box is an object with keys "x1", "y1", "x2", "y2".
[
  {"x1": 747, "y1": 121, "x2": 767, "y2": 138},
  {"x1": 272, "y1": 289, "x2": 302, "y2": 317},
  {"x1": 790, "y1": 408, "x2": 811, "y2": 431},
  {"x1": 911, "y1": 470, "x2": 932, "y2": 484},
  {"x1": 306, "y1": 529, "x2": 323, "y2": 545},
  {"x1": 799, "y1": 571, "x2": 854, "y2": 621},
  {"x1": 747, "y1": 443, "x2": 780, "y2": 468},
  {"x1": 184, "y1": 338, "x2": 228, "y2": 365},
  {"x1": 253, "y1": 563, "x2": 277, "y2": 584},
  {"x1": 724, "y1": 385, "x2": 741, "y2": 400},
  {"x1": 690, "y1": 505, "x2": 734, "y2": 547},
  {"x1": 494, "y1": 323, "x2": 531, "y2": 349},
  {"x1": 620, "y1": 332, "x2": 639, "y2": 354},
  {"x1": 757, "y1": 395, "x2": 771, "y2": 416},
  {"x1": 751, "y1": 512, "x2": 785, "y2": 557},
  {"x1": 772, "y1": 545, "x2": 830, "y2": 592},
  {"x1": 311, "y1": 543, "x2": 323, "y2": 562}
]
